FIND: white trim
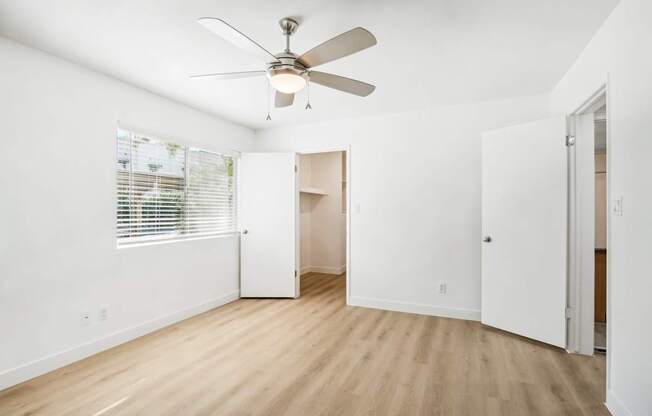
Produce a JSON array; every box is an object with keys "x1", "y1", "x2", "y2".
[
  {"x1": 0, "y1": 291, "x2": 240, "y2": 391},
  {"x1": 297, "y1": 146, "x2": 349, "y2": 155},
  {"x1": 350, "y1": 296, "x2": 481, "y2": 321},
  {"x1": 296, "y1": 145, "x2": 352, "y2": 305},
  {"x1": 570, "y1": 85, "x2": 607, "y2": 115},
  {"x1": 606, "y1": 390, "x2": 633, "y2": 416},
  {"x1": 345, "y1": 148, "x2": 351, "y2": 304},
  {"x1": 568, "y1": 81, "x2": 614, "y2": 404},
  {"x1": 568, "y1": 85, "x2": 608, "y2": 354},
  {"x1": 117, "y1": 232, "x2": 239, "y2": 249},
  {"x1": 566, "y1": 115, "x2": 578, "y2": 353},
  {"x1": 294, "y1": 152, "x2": 300, "y2": 298},
  {"x1": 567, "y1": 111, "x2": 597, "y2": 355},
  {"x1": 604, "y1": 77, "x2": 613, "y2": 393}
]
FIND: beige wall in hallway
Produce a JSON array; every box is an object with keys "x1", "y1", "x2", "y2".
[{"x1": 299, "y1": 155, "x2": 313, "y2": 271}]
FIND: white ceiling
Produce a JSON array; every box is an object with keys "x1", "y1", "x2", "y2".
[{"x1": 0, "y1": 0, "x2": 618, "y2": 130}]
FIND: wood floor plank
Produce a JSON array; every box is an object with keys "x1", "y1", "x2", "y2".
[{"x1": 0, "y1": 273, "x2": 608, "y2": 416}]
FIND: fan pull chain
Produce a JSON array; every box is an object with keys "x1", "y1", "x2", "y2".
[
  {"x1": 266, "y1": 80, "x2": 272, "y2": 121},
  {"x1": 305, "y1": 80, "x2": 312, "y2": 110}
]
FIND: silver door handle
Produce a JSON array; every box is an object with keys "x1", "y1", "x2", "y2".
[
  {"x1": 242, "y1": 229, "x2": 248, "y2": 235},
  {"x1": 482, "y1": 236, "x2": 492, "y2": 243}
]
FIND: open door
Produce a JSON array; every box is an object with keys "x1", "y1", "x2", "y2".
[
  {"x1": 481, "y1": 117, "x2": 568, "y2": 348},
  {"x1": 240, "y1": 153, "x2": 299, "y2": 298}
]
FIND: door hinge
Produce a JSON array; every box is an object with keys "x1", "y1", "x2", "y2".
[
  {"x1": 294, "y1": 165, "x2": 298, "y2": 173},
  {"x1": 294, "y1": 270, "x2": 297, "y2": 277},
  {"x1": 565, "y1": 135, "x2": 576, "y2": 147},
  {"x1": 565, "y1": 307, "x2": 573, "y2": 319}
]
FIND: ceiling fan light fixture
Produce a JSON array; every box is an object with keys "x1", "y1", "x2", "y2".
[
  {"x1": 268, "y1": 68, "x2": 307, "y2": 94},
  {"x1": 193, "y1": 17, "x2": 377, "y2": 108}
]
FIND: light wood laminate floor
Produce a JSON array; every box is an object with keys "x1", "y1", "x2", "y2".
[{"x1": 0, "y1": 273, "x2": 608, "y2": 416}]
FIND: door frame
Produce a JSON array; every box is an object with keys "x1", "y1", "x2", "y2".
[
  {"x1": 567, "y1": 83, "x2": 611, "y2": 382},
  {"x1": 296, "y1": 145, "x2": 352, "y2": 304}
]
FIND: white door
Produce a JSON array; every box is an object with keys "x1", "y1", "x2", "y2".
[
  {"x1": 240, "y1": 153, "x2": 298, "y2": 298},
  {"x1": 481, "y1": 117, "x2": 568, "y2": 348}
]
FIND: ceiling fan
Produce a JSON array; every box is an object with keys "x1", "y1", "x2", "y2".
[{"x1": 191, "y1": 17, "x2": 377, "y2": 110}]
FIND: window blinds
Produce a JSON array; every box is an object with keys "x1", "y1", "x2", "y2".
[
  {"x1": 186, "y1": 148, "x2": 236, "y2": 237},
  {"x1": 116, "y1": 128, "x2": 236, "y2": 246}
]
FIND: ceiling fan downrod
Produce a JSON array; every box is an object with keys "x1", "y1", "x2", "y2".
[{"x1": 279, "y1": 18, "x2": 299, "y2": 53}]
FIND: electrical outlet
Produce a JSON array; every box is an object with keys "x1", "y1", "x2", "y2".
[
  {"x1": 439, "y1": 282, "x2": 448, "y2": 295},
  {"x1": 80, "y1": 312, "x2": 91, "y2": 326},
  {"x1": 98, "y1": 307, "x2": 109, "y2": 322}
]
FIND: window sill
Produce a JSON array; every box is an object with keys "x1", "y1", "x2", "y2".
[{"x1": 116, "y1": 232, "x2": 239, "y2": 249}]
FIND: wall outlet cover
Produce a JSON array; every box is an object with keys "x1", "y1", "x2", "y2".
[
  {"x1": 439, "y1": 282, "x2": 448, "y2": 295},
  {"x1": 98, "y1": 308, "x2": 109, "y2": 321}
]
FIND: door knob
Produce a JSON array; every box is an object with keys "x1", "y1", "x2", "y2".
[
  {"x1": 482, "y1": 236, "x2": 492, "y2": 243},
  {"x1": 242, "y1": 229, "x2": 248, "y2": 235}
]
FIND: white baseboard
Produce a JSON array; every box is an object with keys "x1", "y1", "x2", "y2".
[
  {"x1": 606, "y1": 389, "x2": 633, "y2": 416},
  {"x1": 349, "y1": 296, "x2": 481, "y2": 321},
  {"x1": 302, "y1": 265, "x2": 345, "y2": 275},
  {"x1": 0, "y1": 291, "x2": 240, "y2": 391}
]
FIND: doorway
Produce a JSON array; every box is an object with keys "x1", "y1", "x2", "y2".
[
  {"x1": 567, "y1": 86, "x2": 610, "y2": 360},
  {"x1": 568, "y1": 87, "x2": 609, "y2": 355},
  {"x1": 593, "y1": 106, "x2": 608, "y2": 352},
  {"x1": 567, "y1": 87, "x2": 610, "y2": 409},
  {"x1": 297, "y1": 150, "x2": 348, "y2": 300},
  {"x1": 239, "y1": 148, "x2": 350, "y2": 301}
]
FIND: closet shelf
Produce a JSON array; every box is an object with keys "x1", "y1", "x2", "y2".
[{"x1": 300, "y1": 187, "x2": 328, "y2": 196}]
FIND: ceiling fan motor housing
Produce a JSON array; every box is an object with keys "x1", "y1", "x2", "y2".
[
  {"x1": 267, "y1": 18, "x2": 307, "y2": 82},
  {"x1": 267, "y1": 52, "x2": 308, "y2": 81},
  {"x1": 265, "y1": 18, "x2": 310, "y2": 93}
]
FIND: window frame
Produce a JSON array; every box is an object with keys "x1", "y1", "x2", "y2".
[{"x1": 115, "y1": 127, "x2": 239, "y2": 248}]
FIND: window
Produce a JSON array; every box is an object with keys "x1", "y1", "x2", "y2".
[{"x1": 116, "y1": 128, "x2": 236, "y2": 246}]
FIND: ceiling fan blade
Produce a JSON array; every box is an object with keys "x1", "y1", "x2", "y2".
[
  {"x1": 198, "y1": 17, "x2": 280, "y2": 63},
  {"x1": 309, "y1": 71, "x2": 375, "y2": 97},
  {"x1": 297, "y1": 27, "x2": 377, "y2": 68},
  {"x1": 190, "y1": 70, "x2": 266, "y2": 80},
  {"x1": 275, "y1": 91, "x2": 294, "y2": 107}
]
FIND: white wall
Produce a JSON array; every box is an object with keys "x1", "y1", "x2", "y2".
[
  {"x1": 0, "y1": 37, "x2": 255, "y2": 389},
  {"x1": 256, "y1": 95, "x2": 549, "y2": 320},
  {"x1": 550, "y1": 1, "x2": 652, "y2": 414}
]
